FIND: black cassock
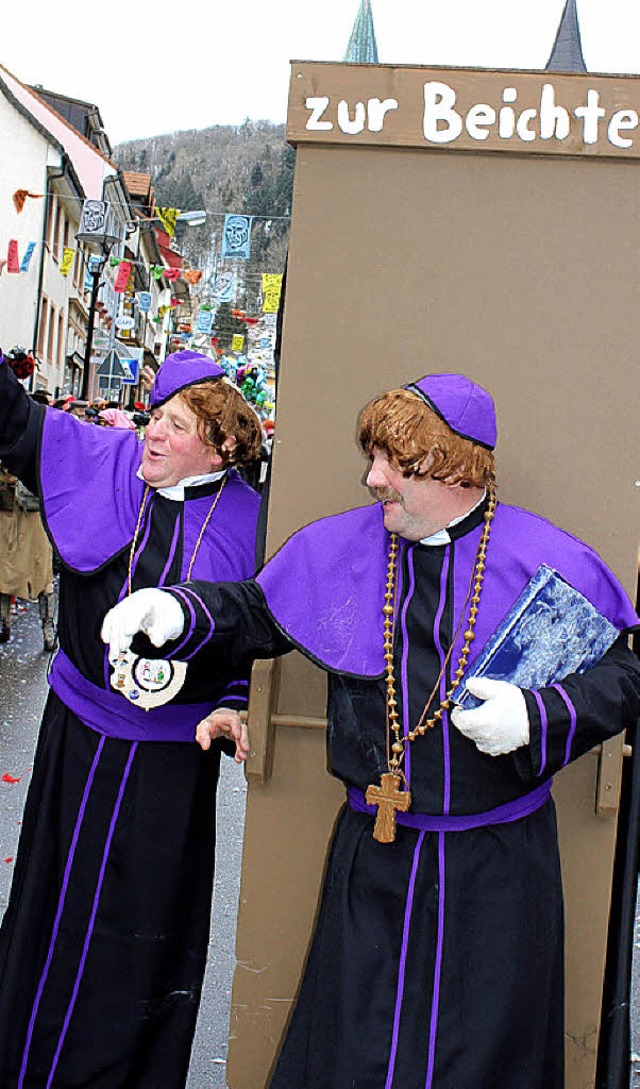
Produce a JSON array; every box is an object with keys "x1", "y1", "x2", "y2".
[
  {"x1": 167, "y1": 497, "x2": 640, "y2": 1089},
  {"x1": 0, "y1": 359, "x2": 259, "y2": 1088}
]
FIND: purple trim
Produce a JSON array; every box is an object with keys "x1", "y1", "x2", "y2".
[
  {"x1": 46, "y1": 743, "x2": 137, "y2": 1087},
  {"x1": 348, "y1": 779, "x2": 552, "y2": 831},
  {"x1": 50, "y1": 650, "x2": 215, "y2": 742},
  {"x1": 170, "y1": 586, "x2": 215, "y2": 660},
  {"x1": 158, "y1": 514, "x2": 182, "y2": 587},
  {"x1": 18, "y1": 738, "x2": 105, "y2": 1089},
  {"x1": 215, "y1": 695, "x2": 247, "y2": 706},
  {"x1": 433, "y1": 549, "x2": 451, "y2": 815},
  {"x1": 551, "y1": 683, "x2": 578, "y2": 767},
  {"x1": 532, "y1": 690, "x2": 548, "y2": 775},
  {"x1": 425, "y1": 833, "x2": 446, "y2": 1089},
  {"x1": 222, "y1": 679, "x2": 249, "y2": 692},
  {"x1": 399, "y1": 545, "x2": 416, "y2": 784},
  {"x1": 385, "y1": 831, "x2": 426, "y2": 1089}
]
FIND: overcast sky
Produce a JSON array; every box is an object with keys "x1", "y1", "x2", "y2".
[{"x1": 4, "y1": 0, "x2": 640, "y2": 145}]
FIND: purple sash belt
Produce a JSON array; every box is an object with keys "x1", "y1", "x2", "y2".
[
  {"x1": 348, "y1": 778, "x2": 552, "y2": 832},
  {"x1": 49, "y1": 649, "x2": 214, "y2": 743}
]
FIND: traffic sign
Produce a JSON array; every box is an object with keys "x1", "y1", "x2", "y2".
[{"x1": 97, "y1": 349, "x2": 125, "y2": 379}]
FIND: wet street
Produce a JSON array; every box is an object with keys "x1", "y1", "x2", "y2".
[{"x1": 0, "y1": 597, "x2": 247, "y2": 1089}]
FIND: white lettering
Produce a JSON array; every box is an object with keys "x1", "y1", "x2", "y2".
[
  {"x1": 574, "y1": 89, "x2": 606, "y2": 144},
  {"x1": 337, "y1": 100, "x2": 366, "y2": 135},
  {"x1": 305, "y1": 97, "x2": 333, "y2": 132},
  {"x1": 502, "y1": 87, "x2": 517, "y2": 103},
  {"x1": 608, "y1": 109, "x2": 638, "y2": 149},
  {"x1": 516, "y1": 108, "x2": 537, "y2": 142},
  {"x1": 423, "y1": 81, "x2": 463, "y2": 144},
  {"x1": 465, "y1": 103, "x2": 496, "y2": 141},
  {"x1": 539, "y1": 84, "x2": 570, "y2": 140},
  {"x1": 499, "y1": 106, "x2": 516, "y2": 138},
  {"x1": 367, "y1": 97, "x2": 399, "y2": 132}
]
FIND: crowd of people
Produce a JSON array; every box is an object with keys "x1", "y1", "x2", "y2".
[{"x1": 0, "y1": 344, "x2": 638, "y2": 1089}]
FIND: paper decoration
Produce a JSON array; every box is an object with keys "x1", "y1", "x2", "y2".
[
  {"x1": 221, "y1": 214, "x2": 253, "y2": 259},
  {"x1": 150, "y1": 265, "x2": 165, "y2": 280},
  {"x1": 231, "y1": 334, "x2": 245, "y2": 351},
  {"x1": 196, "y1": 308, "x2": 214, "y2": 334},
  {"x1": 156, "y1": 208, "x2": 180, "y2": 238},
  {"x1": 163, "y1": 268, "x2": 181, "y2": 282},
  {"x1": 183, "y1": 269, "x2": 203, "y2": 285},
  {"x1": 19, "y1": 242, "x2": 36, "y2": 273},
  {"x1": 60, "y1": 247, "x2": 75, "y2": 276},
  {"x1": 211, "y1": 270, "x2": 236, "y2": 303},
  {"x1": 13, "y1": 190, "x2": 43, "y2": 214},
  {"x1": 83, "y1": 254, "x2": 102, "y2": 292},
  {"x1": 7, "y1": 241, "x2": 19, "y2": 274},
  {"x1": 262, "y1": 273, "x2": 283, "y2": 313},
  {"x1": 114, "y1": 260, "x2": 132, "y2": 293},
  {"x1": 137, "y1": 291, "x2": 152, "y2": 312}
]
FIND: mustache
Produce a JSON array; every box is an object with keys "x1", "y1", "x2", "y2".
[{"x1": 369, "y1": 486, "x2": 402, "y2": 504}]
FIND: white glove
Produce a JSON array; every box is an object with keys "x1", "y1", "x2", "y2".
[
  {"x1": 101, "y1": 588, "x2": 185, "y2": 656},
  {"x1": 450, "y1": 677, "x2": 530, "y2": 756}
]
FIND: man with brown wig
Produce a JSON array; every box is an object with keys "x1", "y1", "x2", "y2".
[
  {"x1": 102, "y1": 372, "x2": 640, "y2": 1089},
  {"x1": 0, "y1": 349, "x2": 262, "y2": 1088}
]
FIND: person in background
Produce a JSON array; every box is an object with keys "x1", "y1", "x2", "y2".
[
  {"x1": 0, "y1": 349, "x2": 262, "y2": 1088},
  {"x1": 102, "y1": 372, "x2": 640, "y2": 1089}
]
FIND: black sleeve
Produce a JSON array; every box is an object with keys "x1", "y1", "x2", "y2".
[
  {"x1": 514, "y1": 635, "x2": 640, "y2": 781},
  {"x1": 133, "y1": 579, "x2": 294, "y2": 670},
  {"x1": 0, "y1": 358, "x2": 45, "y2": 493}
]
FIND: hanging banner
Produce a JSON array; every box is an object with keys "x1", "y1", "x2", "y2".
[
  {"x1": 83, "y1": 254, "x2": 102, "y2": 292},
  {"x1": 231, "y1": 333, "x2": 245, "y2": 352},
  {"x1": 19, "y1": 242, "x2": 36, "y2": 273},
  {"x1": 137, "y1": 291, "x2": 152, "y2": 312},
  {"x1": 211, "y1": 270, "x2": 236, "y2": 303},
  {"x1": 13, "y1": 189, "x2": 43, "y2": 214},
  {"x1": 262, "y1": 272, "x2": 283, "y2": 313},
  {"x1": 60, "y1": 247, "x2": 75, "y2": 276},
  {"x1": 156, "y1": 208, "x2": 180, "y2": 238},
  {"x1": 163, "y1": 268, "x2": 181, "y2": 282},
  {"x1": 196, "y1": 307, "x2": 214, "y2": 334},
  {"x1": 7, "y1": 240, "x2": 19, "y2": 273},
  {"x1": 221, "y1": 214, "x2": 253, "y2": 259},
  {"x1": 150, "y1": 265, "x2": 165, "y2": 280},
  {"x1": 114, "y1": 260, "x2": 132, "y2": 293},
  {"x1": 183, "y1": 269, "x2": 203, "y2": 285}
]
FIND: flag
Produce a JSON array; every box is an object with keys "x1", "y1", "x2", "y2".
[
  {"x1": 13, "y1": 190, "x2": 43, "y2": 214},
  {"x1": 196, "y1": 307, "x2": 214, "y2": 334},
  {"x1": 137, "y1": 291, "x2": 152, "y2": 313},
  {"x1": 19, "y1": 242, "x2": 36, "y2": 273},
  {"x1": 114, "y1": 260, "x2": 132, "y2": 293},
  {"x1": 83, "y1": 254, "x2": 102, "y2": 292},
  {"x1": 262, "y1": 273, "x2": 283, "y2": 313},
  {"x1": 7, "y1": 240, "x2": 19, "y2": 273},
  {"x1": 60, "y1": 247, "x2": 75, "y2": 276},
  {"x1": 183, "y1": 269, "x2": 203, "y2": 285},
  {"x1": 163, "y1": 268, "x2": 181, "y2": 283},
  {"x1": 221, "y1": 214, "x2": 252, "y2": 259},
  {"x1": 231, "y1": 333, "x2": 245, "y2": 352},
  {"x1": 150, "y1": 265, "x2": 165, "y2": 280},
  {"x1": 156, "y1": 208, "x2": 180, "y2": 238},
  {"x1": 211, "y1": 270, "x2": 236, "y2": 303}
]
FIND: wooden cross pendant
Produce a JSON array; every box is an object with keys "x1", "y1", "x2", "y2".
[{"x1": 365, "y1": 772, "x2": 412, "y2": 844}]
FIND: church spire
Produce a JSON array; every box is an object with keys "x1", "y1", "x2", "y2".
[
  {"x1": 546, "y1": 0, "x2": 587, "y2": 72},
  {"x1": 344, "y1": 0, "x2": 379, "y2": 64}
]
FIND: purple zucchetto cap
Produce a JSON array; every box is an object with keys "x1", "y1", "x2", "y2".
[
  {"x1": 150, "y1": 350, "x2": 225, "y2": 408},
  {"x1": 405, "y1": 372, "x2": 497, "y2": 450}
]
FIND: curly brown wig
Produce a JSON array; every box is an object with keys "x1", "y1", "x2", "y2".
[
  {"x1": 180, "y1": 379, "x2": 263, "y2": 468},
  {"x1": 358, "y1": 387, "x2": 495, "y2": 489}
]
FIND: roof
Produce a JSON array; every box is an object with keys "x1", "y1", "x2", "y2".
[
  {"x1": 546, "y1": 0, "x2": 587, "y2": 72},
  {"x1": 123, "y1": 171, "x2": 153, "y2": 198}
]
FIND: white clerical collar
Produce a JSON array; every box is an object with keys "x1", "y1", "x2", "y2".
[
  {"x1": 136, "y1": 466, "x2": 226, "y2": 501},
  {"x1": 419, "y1": 489, "x2": 487, "y2": 547}
]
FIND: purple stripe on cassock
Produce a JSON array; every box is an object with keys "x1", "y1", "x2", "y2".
[
  {"x1": 170, "y1": 587, "x2": 215, "y2": 660},
  {"x1": 46, "y1": 743, "x2": 137, "y2": 1088},
  {"x1": 532, "y1": 690, "x2": 548, "y2": 775},
  {"x1": 158, "y1": 514, "x2": 182, "y2": 587},
  {"x1": 551, "y1": 683, "x2": 578, "y2": 767},
  {"x1": 348, "y1": 779, "x2": 552, "y2": 831},
  {"x1": 222, "y1": 679, "x2": 249, "y2": 692},
  {"x1": 18, "y1": 737, "x2": 105, "y2": 1089},
  {"x1": 103, "y1": 495, "x2": 154, "y2": 689},
  {"x1": 433, "y1": 548, "x2": 451, "y2": 814},
  {"x1": 399, "y1": 546, "x2": 416, "y2": 785},
  {"x1": 215, "y1": 695, "x2": 246, "y2": 705},
  {"x1": 385, "y1": 831, "x2": 426, "y2": 1089},
  {"x1": 425, "y1": 833, "x2": 446, "y2": 1089}
]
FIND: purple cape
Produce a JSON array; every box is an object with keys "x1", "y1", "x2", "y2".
[
  {"x1": 256, "y1": 503, "x2": 639, "y2": 677},
  {"x1": 39, "y1": 408, "x2": 259, "y2": 580}
]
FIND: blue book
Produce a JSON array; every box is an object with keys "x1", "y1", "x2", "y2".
[{"x1": 451, "y1": 564, "x2": 619, "y2": 710}]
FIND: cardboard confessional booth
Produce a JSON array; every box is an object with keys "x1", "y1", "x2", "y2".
[{"x1": 226, "y1": 63, "x2": 640, "y2": 1089}]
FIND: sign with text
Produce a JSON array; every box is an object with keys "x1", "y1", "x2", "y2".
[{"x1": 287, "y1": 63, "x2": 640, "y2": 160}]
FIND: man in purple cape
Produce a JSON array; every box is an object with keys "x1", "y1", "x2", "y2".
[
  {"x1": 102, "y1": 372, "x2": 640, "y2": 1089},
  {"x1": 0, "y1": 349, "x2": 263, "y2": 1087}
]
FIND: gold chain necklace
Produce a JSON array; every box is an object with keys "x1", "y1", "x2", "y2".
[
  {"x1": 127, "y1": 474, "x2": 228, "y2": 596},
  {"x1": 365, "y1": 488, "x2": 497, "y2": 843}
]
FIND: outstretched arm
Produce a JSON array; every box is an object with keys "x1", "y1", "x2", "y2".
[{"x1": 0, "y1": 353, "x2": 44, "y2": 490}]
